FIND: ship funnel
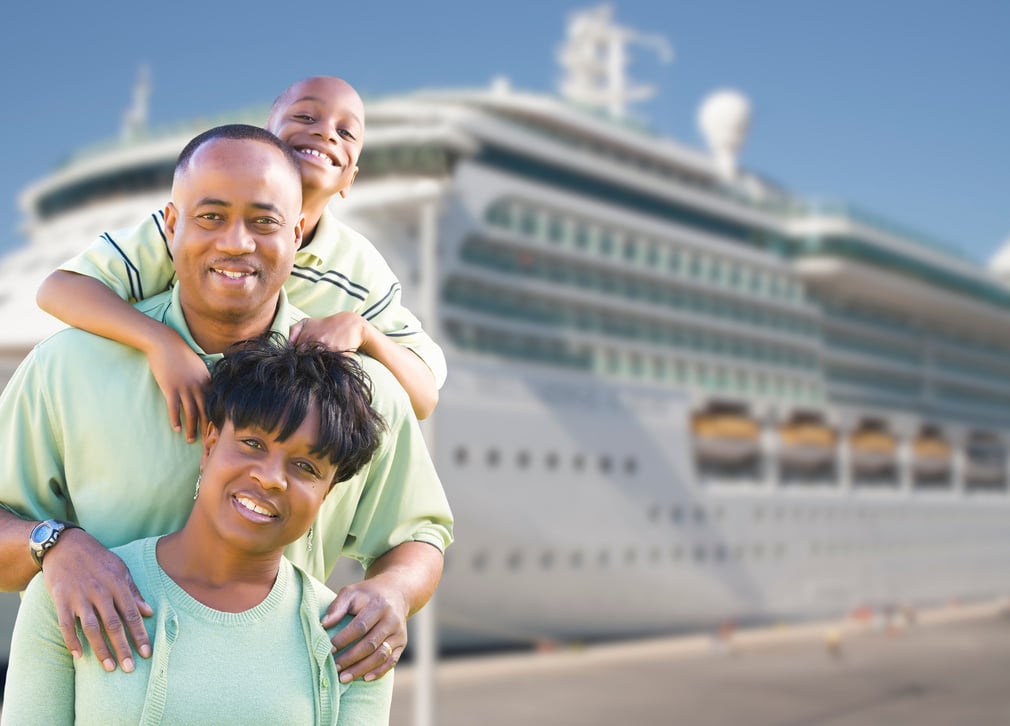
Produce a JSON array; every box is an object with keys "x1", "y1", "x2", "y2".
[{"x1": 698, "y1": 89, "x2": 751, "y2": 181}]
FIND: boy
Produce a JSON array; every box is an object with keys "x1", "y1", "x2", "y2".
[{"x1": 37, "y1": 76, "x2": 444, "y2": 441}]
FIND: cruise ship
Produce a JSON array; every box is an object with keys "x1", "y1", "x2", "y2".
[{"x1": 2, "y1": 6, "x2": 1010, "y2": 657}]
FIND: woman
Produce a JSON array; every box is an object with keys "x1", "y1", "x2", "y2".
[{"x1": 2, "y1": 336, "x2": 389, "y2": 725}]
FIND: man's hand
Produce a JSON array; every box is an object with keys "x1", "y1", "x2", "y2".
[
  {"x1": 41, "y1": 528, "x2": 153, "y2": 672},
  {"x1": 290, "y1": 312, "x2": 368, "y2": 354},
  {"x1": 322, "y1": 578, "x2": 409, "y2": 683},
  {"x1": 146, "y1": 332, "x2": 209, "y2": 443}
]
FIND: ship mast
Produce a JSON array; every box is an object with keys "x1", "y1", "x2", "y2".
[
  {"x1": 557, "y1": 4, "x2": 673, "y2": 120},
  {"x1": 121, "y1": 65, "x2": 151, "y2": 141}
]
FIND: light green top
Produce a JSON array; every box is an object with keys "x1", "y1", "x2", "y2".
[
  {"x1": 0, "y1": 285, "x2": 453, "y2": 578},
  {"x1": 60, "y1": 206, "x2": 447, "y2": 387},
  {"x1": 2, "y1": 537, "x2": 393, "y2": 725}
]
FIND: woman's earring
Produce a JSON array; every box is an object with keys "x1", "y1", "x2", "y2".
[
  {"x1": 193, "y1": 473, "x2": 202, "y2": 501},
  {"x1": 307, "y1": 526, "x2": 314, "y2": 553}
]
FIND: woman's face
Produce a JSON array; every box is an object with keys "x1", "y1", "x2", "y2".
[{"x1": 197, "y1": 405, "x2": 338, "y2": 555}]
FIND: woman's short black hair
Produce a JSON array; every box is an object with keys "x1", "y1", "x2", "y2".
[{"x1": 206, "y1": 333, "x2": 385, "y2": 485}]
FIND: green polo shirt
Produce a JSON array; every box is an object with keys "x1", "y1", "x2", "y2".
[
  {"x1": 0, "y1": 285, "x2": 452, "y2": 579},
  {"x1": 60, "y1": 206, "x2": 447, "y2": 387}
]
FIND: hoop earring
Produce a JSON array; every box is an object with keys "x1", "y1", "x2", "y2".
[{"x1": 193, "y1": 473, "x2": 202, "y2": 501}]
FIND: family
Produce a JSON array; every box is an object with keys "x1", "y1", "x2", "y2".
[{"x1": 0, "y1": 77, "x2": 453, "y2": 724}]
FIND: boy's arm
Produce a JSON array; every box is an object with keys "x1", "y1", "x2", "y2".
[
  {"x1": 37, "y1": 270, "x2": 208, "y2": 441},
  {"x1": 290, "y1": 312, "x2": 438, "y2": 419}
]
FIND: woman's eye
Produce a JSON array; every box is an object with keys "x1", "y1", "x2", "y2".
[
  {"x1": 338, "y1": 129, "x2": 356, "y2": 141},
  {"x1": 295, "y1": 461, "x2": 320, "y2": 477},
  {"x1": 241, "y1": 438, "x2": 264, "y2": 450},
  {"x1": 294, "y1": 114, "x2": 313, "y2": 122}
]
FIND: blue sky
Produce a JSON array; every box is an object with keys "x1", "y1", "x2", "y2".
[{"x1": 2, "y1": 0, "x2": 1007, "y2": 263}]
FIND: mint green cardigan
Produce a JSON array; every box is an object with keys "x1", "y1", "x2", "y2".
[{"x1": 1, "y1": 537, "x2": 392, "y2": 725}]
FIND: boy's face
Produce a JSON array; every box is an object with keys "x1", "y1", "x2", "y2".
[{"x1": 267, "y1": 77, "x2": 365, "y2": 200}]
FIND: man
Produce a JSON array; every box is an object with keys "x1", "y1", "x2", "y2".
[{"x1": 0, "y1": 124, "x2": 452, "y2": 684}]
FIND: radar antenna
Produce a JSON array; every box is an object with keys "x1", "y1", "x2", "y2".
[
  {"x1": 558, "y1": 4, "x2": 673, "y2": 120},
  {"x1": 121, "y1": 65, "x2": 151, "y2": 141}
]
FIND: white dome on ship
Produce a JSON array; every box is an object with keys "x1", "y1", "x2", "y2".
[
  {"x1": 988, "y1": 235, "x2": 1010, "y2": 284},
  {"x1": 698, "y1": 89, "x2": 751, "y2": 180}
]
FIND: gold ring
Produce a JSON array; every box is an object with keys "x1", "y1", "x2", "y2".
[{"x1": 380, "y1": 641, "x2": 393, "y2": 657}]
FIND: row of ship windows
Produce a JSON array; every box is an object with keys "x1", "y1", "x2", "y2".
[
  {"x1": 824, "y1": 302, "x2": 1010, "y2": 364},
  {"x1": 453, "y1": 446, "x2": 639, "y2": 475},
  {"x1": 445, "y1": 277, "x2": 819, "y2": 367},
  {"x1": 452, "y1": 244, "x2": 819, "y2": 337},
  {"x1": 446, "y1": 321, "x2": 824, "y2": 403},
  {"x1": 455, "y1": 536, "x2": 983, "y2": 574},
  {"x1": 484, "y1": 200, "x2": 806, "y2": 304}
]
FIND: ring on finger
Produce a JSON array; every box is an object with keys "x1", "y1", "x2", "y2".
[{"x1": 379, "y1": 640, "x2": 393, "y2": 658}]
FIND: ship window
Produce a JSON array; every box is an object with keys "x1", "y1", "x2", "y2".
[
  {"x1": 624, "y1": 457, "x2": 638, "y2": 475},
  {"x1": 670, "y1": 505, "x2": 683, "y2": 523},
  {"x1": 599, "y1": 231, "x2": 615, "y2": 255},
  {"x1": 454, "y1": 447, "x2": 468, "y2": 466},
  {"x1": 545, "y1": 451, "x2": 559, "y2": 470},
  {"x1": 693, "y1": 546, "x2": 707, "y2": 562},
  {"x1": 471, "y1": 551, "x2": 489, "y2": 571},
  {"x1": 573, "y1": 454, "x2": 586, "y2": 471},
  {"x1": 517, "y1": 450, "x2": 531, "y2": 468},
  {"x1": 540, "y1": 551, "x2": 555, "y2": 569},
  {"x1": 507, "y1": 551, "x2": 523, "y2": 570},
  {"x1": 487, "y1": 449, "x2": 501, "y2": 467},
  {"x1": 597, "y1": 550, "x2": 610, "y2": 567},
  {"x1": 599, "y1": 456, "x2": 613, "y2": 473},
  {"x1": 624, "y1": 548, "x2": 637, "y2": 564},
  {"x1": 671, "y1": 545, "x2": 684, "y2": 561}
]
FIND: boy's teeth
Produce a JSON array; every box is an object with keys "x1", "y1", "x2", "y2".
[{"x1": 301, "y1": 148, "x2": 332, "y2": 165}]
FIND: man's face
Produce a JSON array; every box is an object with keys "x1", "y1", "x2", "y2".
[
  {"x1": 164, "y1": 138, "x2": 304, "y2": 327},
  {"x1": 267, "y1": 76, "x2": 365, "y2": 199}
]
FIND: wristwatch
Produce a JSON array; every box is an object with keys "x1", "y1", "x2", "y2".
[{"x1": 29, "y1": 519, "x2": 81, "y2": 567}]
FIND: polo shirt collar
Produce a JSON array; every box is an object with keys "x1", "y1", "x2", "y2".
[
  {"x1": 163, "y1": 284, "x2": 295, "y2": 365},
  {"x1": 296, "y1": 207, "x2": 342, "y2": 268}
]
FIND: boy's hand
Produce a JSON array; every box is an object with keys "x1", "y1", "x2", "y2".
[
  {"x1": 322, "y1": 578, "x2": 409, "y2": 683},
  {"x1": 290, "y1": 312, "x2": 370, "y2": 354},
  {"x1": 146, "y1": 335, "x2": 209, "y2": 443},
  {"x1": 42, "y1": 528, "x2": 154, "y2": 672}
]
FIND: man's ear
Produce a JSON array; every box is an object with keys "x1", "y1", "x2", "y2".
[
  {"x1": 293, "y1": 213, "x2": 305, "y2": 249},
  {"x1": 164, "y1": 202, "x2": 178, "y2": 244},
  {"x1": 337, "y1": 167, "x2": 359, "y2": 199}
]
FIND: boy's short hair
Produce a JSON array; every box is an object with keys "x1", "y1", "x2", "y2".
[
  {"x1": 175, "y1": 124, "x2": 302, "y2": 180},
  {"x1": 206, "y1": 333, "x2": 385, "y2": 485}
]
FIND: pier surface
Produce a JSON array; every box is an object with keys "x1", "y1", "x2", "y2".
[{"x1": 390, "y1": 602, "x2": 1010, "y2": 726}]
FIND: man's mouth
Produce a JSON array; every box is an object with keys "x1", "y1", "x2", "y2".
[{"x1": 211, "y1": 267, "x2": 254, "y2": 280}]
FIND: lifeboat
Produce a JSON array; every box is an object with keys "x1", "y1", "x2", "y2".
[
  {"x1": 778, "y1": 413, "x2": 836, "y2": 474},
  {"x1": 849, "y1": 420, "x2": 897, "y2": 476},
  {"x1": 692, "y1": 405, "x2": 761, "y2": 477}
]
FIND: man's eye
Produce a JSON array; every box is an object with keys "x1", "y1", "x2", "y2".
[
  {"x1": 241, "y1": 438, "x2": 264, "y2": 450},
  {"x1": 338, "y1": 129, "x2": 356, "y2": 141},
  {"x1": 197, "y1": 212, "x2": 224, "y2": 221},
  {"x1": 252, "y1": 217, "x2": 279, "y2": 226},
  {"x1": 294, "y1": 114, "x2": 314, "y2": 122}
]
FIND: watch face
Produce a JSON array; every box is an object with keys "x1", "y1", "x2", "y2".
[{"x1": 31, "y1": 522, "x2": 55, "y2": 545}]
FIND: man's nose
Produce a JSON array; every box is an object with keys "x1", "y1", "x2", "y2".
[{"x1": 217, "y1": 221, "x2": 256, "y2": 254}]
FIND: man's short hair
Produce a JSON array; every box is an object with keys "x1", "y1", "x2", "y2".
[
  {"x1": 206, "y1": 334, "x2": 385, "y2": 485},
  {"x1": 175, "y1": 124, "x2": 302, "y2": 180}
]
